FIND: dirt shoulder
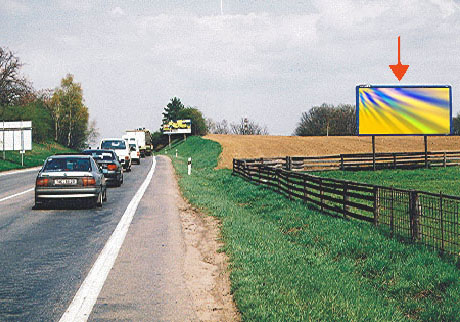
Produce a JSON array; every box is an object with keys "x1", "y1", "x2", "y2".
[
  {"x1": 176, "y1": 177, "x2": 240, "y2": 322},
  {"x1": 205, "y1": 134, "x2": 460, "y2": 169}
]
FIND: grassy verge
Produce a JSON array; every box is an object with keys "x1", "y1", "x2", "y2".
[
  {"x1": 0, "y1": 142, "x2": 75, "y2": 171},
  {"x1": 313, "y1": 167, "x2": 460, "y2": 196},
  {"x1": 165, "y1": 136, "x2": 460, "y2": 321}
]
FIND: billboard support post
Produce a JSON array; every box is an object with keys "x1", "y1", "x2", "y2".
[
  {"x1": 184, "y1": 133, "x2": 186, "y2": 141},
  {"x1": 168, "y1": 134, "x2": 171, "y2": 148},
  {"x1": 372, "y1": 135, "x2": 376, "y2": 171},
  {"x1": 424, "y1": 135, "x2": 428, "y2": 168}
]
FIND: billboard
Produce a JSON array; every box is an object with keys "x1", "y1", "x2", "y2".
[
  {"x1": 356, "y1": 85, "x2": 452, "y2": 135},
  {"x1": 162, "y1": 119, "x2": 191, "y2": 134},
  {"x1": 0, "y1": 121, "x2": 32, "y2": 151}
]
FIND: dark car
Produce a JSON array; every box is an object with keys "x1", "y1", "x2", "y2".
[
  {"x1": 35, "y1": 154, "x2": 107, "y2": 208},
  {"x1": 82, "y1": 149, "x2": 123, "y2": 186}
]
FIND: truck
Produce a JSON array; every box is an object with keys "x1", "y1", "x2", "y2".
[{"x1": 124, "y1": 128, "x2": 153, "y2": 157}]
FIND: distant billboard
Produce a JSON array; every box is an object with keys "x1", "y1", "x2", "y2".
[
  {"x1": 162, "y1": 119, "x2": 191, "y2": 134},
  {"x1": 356, "y1": 85, "x2": 452, "y2": 135},
  {"x1": 0, "y1": 121, "x2": 32, "y2": 151}
]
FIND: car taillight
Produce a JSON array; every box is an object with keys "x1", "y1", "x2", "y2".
[
  {"x1": 137, "y1": 152, "x2": 140, "y2": 156},
  {"x1": 36, "y1": 178, "x2": 49, "y2": 186},
  {"x1": 107, "y1": 164, "x2": 117, "y2": 171},
  {"x1": 82, "y1": 177, "x2": 96, "y2": 186},
  {"x1": 125, "y1": 156, "x2": 129, "y2": 160}
]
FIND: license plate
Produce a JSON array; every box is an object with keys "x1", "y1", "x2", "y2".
[{"x1": 54, "y1": 179, "x2": 77, "y2": 185}]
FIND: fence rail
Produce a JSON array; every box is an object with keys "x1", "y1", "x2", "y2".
[
  {"x1": 236, "y1": 151, "x2": 460, "y2": 172},
  {"x1": 233, "y1": 156, "x2": 460, "y2": 258}
]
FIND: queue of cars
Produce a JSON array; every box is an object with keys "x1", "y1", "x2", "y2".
[{"x1": 34, "y1": 135, "x2": 150, "y2": 209}]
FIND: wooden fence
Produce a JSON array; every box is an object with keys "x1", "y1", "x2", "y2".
[
  {"x1": 235, "y1": 151, "x2": 460, "y2": 172},
  {"x1": 233, "y1": 157, "x2": 460, "y2": 258}
]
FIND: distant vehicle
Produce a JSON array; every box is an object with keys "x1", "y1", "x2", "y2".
[
  {"x1": 100, "y1": 138, "x2": 132, "y2": 171},
  {"x1": 82, "y1": 149, "x2": 123, "y2": 187},
  {"x1": 124, "y1": 129, "x2": 153, "y2": 157},
  {"x1": 128, "y1": 142, "x2": 141, "y2": 165},
  {"x1": 34, "y1": 154, "x2": 107, "y2": 208}
]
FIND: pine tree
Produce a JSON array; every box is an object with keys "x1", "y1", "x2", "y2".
[{"x1": 162, "y1": 97, "x2": 184, "y2": 125}]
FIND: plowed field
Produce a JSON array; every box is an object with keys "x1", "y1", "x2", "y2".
[{"x1": 205, "y1": 134, "x2": 460, "y2": 169}]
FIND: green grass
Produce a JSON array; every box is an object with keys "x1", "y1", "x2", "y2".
[
  {"x1": 0, "y1": 142, "x2": 75, "y2": 171},
  {"x1": 313, "y1": 167, "x2": 460, "y2": 196},
  {"x1": 164, "y1": 136, "x2": 460, "y2": 321}
]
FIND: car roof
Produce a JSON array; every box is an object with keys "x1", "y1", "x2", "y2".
[
  {"x1": 48, "y1": 154, "x2": 91, "y2": 158},
  {"x1": 100, "y1": 138, "x2": 125, "y2": 141},
  {"x1": 83, "y1": 149, "x2": 115, "y2": 153}
]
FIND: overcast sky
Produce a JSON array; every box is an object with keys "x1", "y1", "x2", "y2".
[{"x1": 1, "y1": 0, "x2": 459, "y2": 138}]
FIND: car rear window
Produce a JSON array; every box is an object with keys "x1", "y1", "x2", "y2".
[
  {"x1": 129, "y1": 144, "x2": 137, "y2": 149},
  {"x1": 44, "y1": 158, "x2": 92, "y2": 172},
  {"x1": 83, "y1": 150, "x2": 116, "y2": 160},
  {"x1": 101, "y1": 140, "x2": 126, "y2": 150}
]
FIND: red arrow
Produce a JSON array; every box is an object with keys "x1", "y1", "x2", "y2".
[{"x1": 389, "y1": 36, "x2": 409, "y2": 81}]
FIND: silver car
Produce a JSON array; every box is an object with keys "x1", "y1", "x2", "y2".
[{"x1": 35, "y1": 154, "x2": 107, "y2": 208}]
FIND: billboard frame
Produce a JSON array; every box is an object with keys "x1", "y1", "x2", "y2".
[{"x1": 356, "y1": 85, "x2": 452, "y2": 136}]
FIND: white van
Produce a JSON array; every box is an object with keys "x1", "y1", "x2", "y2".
[{"x1": 100, "y1": 138, "x2": 132, "y2": 171}]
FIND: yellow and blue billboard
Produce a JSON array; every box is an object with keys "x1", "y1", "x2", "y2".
[
  {"x1": 356, "y1": 86, "x2": 452, "y2": 135},
  {"x1": 162, "y1": 119, "x2": 191, "y2": 134}
]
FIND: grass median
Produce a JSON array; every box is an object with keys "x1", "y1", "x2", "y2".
[
  {"x1": 0, "y1": 142, "x2": 75, "y2": 172},
  {"x1": 164, "y1": 136, "x2": 460, "y2": 321}
]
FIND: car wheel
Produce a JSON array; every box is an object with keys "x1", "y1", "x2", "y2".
[
  {"x1": 96, "y1": 191, "x2": 103, "y2": 207},
  {"x1": 34, "y1": 198, "x2": 43, "y2": 210}
]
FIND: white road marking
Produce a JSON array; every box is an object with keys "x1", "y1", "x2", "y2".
[
  {"x1": 0, "y1": 187, "x2": 34, "y2": 202},
  {"x1": 0, "y1": 166, "x2": 41, "y2": 177},
  {"x1": 59, "y1": 157, "x2": 157, "y2": 322}
]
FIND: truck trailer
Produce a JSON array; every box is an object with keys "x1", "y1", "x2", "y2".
[{"x1": 124, "y1": 128, "x2": 153, "y2": 157}]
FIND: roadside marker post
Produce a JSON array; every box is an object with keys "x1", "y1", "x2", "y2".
[
  {"x1": 188, "y1": 157, "x2": 192, "y2": 175},
  {"x1": 176, "y1": 149, "x2": 178, "y2": 158}
]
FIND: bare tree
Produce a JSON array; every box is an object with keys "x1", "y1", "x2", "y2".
[
  {"x1": 86, "y1": 119, "x2": 100, "y2": 147},
  {"x1": 0, "y1": 47, "x2": 33, "y2": 107},
  {"x1": 231, "y1": 118, "x2": 268, "y2": 135}
]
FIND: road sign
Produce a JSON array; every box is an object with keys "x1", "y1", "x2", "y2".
[{"x1": 0, "y1": 121, "x2": 32, "y2": 151}]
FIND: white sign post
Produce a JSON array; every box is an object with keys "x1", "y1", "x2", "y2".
[{"x1": 0, "y1": 121, "x2": 33, "y2": 166}]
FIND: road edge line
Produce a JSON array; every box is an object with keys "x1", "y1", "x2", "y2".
[
  {"x1": 59, "y1": 157, "x2": 157, "y2": 322},
  {"x1": 0, "y1": 187, "x2": 35, "y2": 202},
  {"x1": 0, "y1": 166, "x2": 41, "y2": 177}
]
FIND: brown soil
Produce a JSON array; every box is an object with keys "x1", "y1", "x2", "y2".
[
  {"x1": 178, "y1": 190, "x2": 240, "y2": 321},
  {"x1": 205, "y1": 134, "x2": 460, "y2": 169}
]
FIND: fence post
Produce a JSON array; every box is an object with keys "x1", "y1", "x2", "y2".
[
  {"x1": 409, "y1": 191, "x2": 421, "y2": 241},
  {"x1": 285, "y1": 156, "x2": 292, "y2": 170},
  {"x1": 440, "y1": 192, "x2": 444, "y2": 254},
  {"x1": 390, "y1": 187, "x2": 394, "y2": 238},
  {"x1": 393, "y1": 153, "x2": 397, "y2": 169},
  {"x1": 443, "y1": 152, "x2": 447, "y2": 168},
  {"x1": 340, "y1": 155, "x2": 344, "y2": 171},
  {"x1": 257, "y1": 165, "x2": 260, "y2": 185},
  {"x1": 343, "y1": 182, "x2": 349, "y2": 219},
  {"x1": 303, "y1": 175, "x2": 308, "y2": 200},
  {"x1": 276, "y1": 169, "x2": 280, "y2": 194},
  {"x1": 373, "y1": 187, "x2": 380, "y2": 225},
  {"x1": 319, "y1": 178, "x2": 324, "y2": 212}
]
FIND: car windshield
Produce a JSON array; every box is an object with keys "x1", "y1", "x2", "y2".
[
  {"x1": 44, "y1": 157, "x2": 92, "y2": 172},
  {"x1": 129, "y1": 144, "x2": 137, "y2": 150},
  {"x1": 83, "y1": 150, "x2": 115, "y2": 161},
  {"x1": 101, "y1": 140, "x2": 126, "y2": 150}
]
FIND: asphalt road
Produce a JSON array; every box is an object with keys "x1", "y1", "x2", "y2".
[{"x1": 0, "y1": 157, "x2": 154, "y2": 321}]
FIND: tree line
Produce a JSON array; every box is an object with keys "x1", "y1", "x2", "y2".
[
  {"x1": 0, "y1": 47, "x2": 95, "y2": 149},
  {"x1": 151, "y1": 97, "x2": 269, "y2": 149}
]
